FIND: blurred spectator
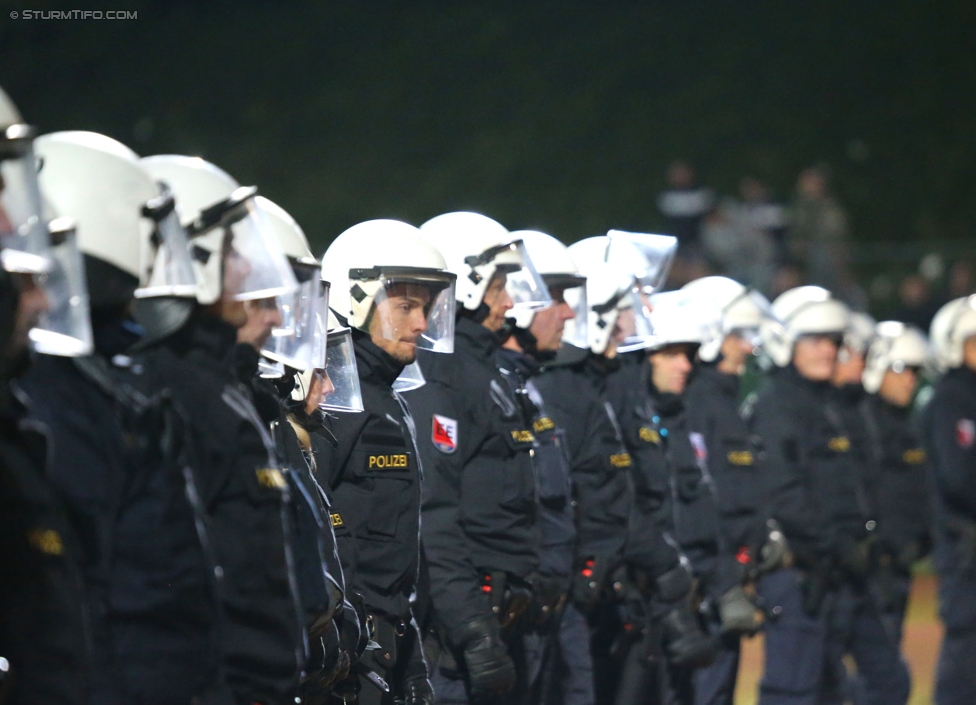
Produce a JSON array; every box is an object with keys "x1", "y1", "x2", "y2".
[
  {"x1": 891, "y1": 272, "x2": 940, "y2": 331},
  {"x1": 788, "y1": 165, "x2": 854, "y2": 296},
  {"x1": 947, "y1": 260, "x2": 974, "y2": 298},
  {"x1": 769, "y1": 262, "x2": 805, "y2": 299},
  {"x1": 737, "y1": 176, "x2": 789, "y2": 265},
  {"x1": 701, "y1": 194, "x2": 776, "y2": 292},
  {"x1": 657, "y1": 159, "x2": 713, "y2": 255}
]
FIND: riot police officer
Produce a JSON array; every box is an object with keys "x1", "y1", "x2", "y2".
[
  {"x1": 923, "y1": 295, "x2": 976, "y2": 704},
  {"x1": 404, "y1": 212, "x2": 550, "y2": 704},
  {"x1": 749, "y1": 286, "x2": 909, "y2": 705},
  {"x1": 319, "y1": 218, "x2": 458, "y2": 704},
  {"x1": 496, "y1": 229, "x2": 594, "y2": 705},
  {"x1": 859, "y1": 323, "x2": 930, "y2": 648},
  {"x1": 0, "y1": 86, "x2": 91, "y2": 704},
  {"x1": 681, "y1": 277, "x2": 779, "y2": 705}
]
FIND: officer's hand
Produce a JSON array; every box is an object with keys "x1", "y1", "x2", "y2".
[
  {"x1": 455, "y1": 618, "x2": 515, "y2": 700},
  {"x1": 661, "y1": 603, "x2": 716, "y2": 668},
  {"x1": 400, "y1": 675, "x2": 434, "y2": 705},
  {"x1": 717, "y1": 585, "x2": 761, "y2": 637},
  {"x1": 757, "y1": 520, "x2": 792, "y2": 575}
]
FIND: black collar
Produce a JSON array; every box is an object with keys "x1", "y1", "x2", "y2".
[{"x1": 352, "y1": 330, "x2": 406, "y2": 388}]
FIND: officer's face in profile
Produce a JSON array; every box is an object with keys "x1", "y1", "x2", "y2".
[
  {"x1": 369, "y1": 282, "x2": 431, "y2": 364},
  {"x1": 529, "y1": 285, "x2": 575, "y2": 352},
  {"x1": 833, "y1": 344, "x2": 865, "y2": 387},
  {"x1": 718, "y1": 332, "x2": 754, "y2": 376},
  {"x1": 215, "y1": 231, "x2": 251, "y2": 328},
  {"x1": 237, "y1": 296, "x2": 282, "y2": 352},
  {"x1": 879, "y1": 366, "x2": 918, "y2": 408},
  {"x1": 793, "y1": 334, "x2": 839, "y2": 382},
  {"x1": 481, "y1": 272, "x2": 514, "y2": 332},
  {"x1": 306, "y1": 369, "x2": 334, "y2": 415},
  {"x1": 649, "y1": 343, "x2": 695, "y2": 395},
  {"x1": 605, "y1": 307, "x2": 636, "y2": 359}
]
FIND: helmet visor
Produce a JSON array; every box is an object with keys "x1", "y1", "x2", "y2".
[
  {"x1": 262, "y1": 267, "x2": 329, "y2": 371},
  {"x1": 607, "y1": 230, "x2": 678, "y2": 294},
  {"x1": 135, "y1": 190, "x2": 198, "y2": 298},
  {"x1": 29, "y1": 218, "x2": 94, "y2": 356},
  {"x1": 258, "y1": 357, "x2": 285, "y2": 379},
  {"x1": 349, "y1": 267, "x2": 457, "y2": 354},
  {"x1": 393, "y1": 360, "x2": 426, "y2": 392},
  {"x1": 617, "y1": 284, "x2": 658, "y2": 352},
  {"x1": 192, "y1": 188, "x2": 298, "y2": 302},
  {"x1": 0, "y1": 130, "x2": 52, "y2": 275},
  {"x1": 496, "y1": 240, "x2": 552, "y2": 311},
  {"x1": 320, "y1": 325, "x2": 364, "y2": 413}
]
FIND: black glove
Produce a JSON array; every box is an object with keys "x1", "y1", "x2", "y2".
[
  {"x1": 660, "y1": 603, "x2": 716, "y2": 668},
  {"x1": 717, "y1": 585, "x2": 761, "y2": 637},
  {"x1": 454, "y1": 618, "x2": 515, "y2": 700},
  {"x1": 339, "y1": 592, "x2": 369, "y2": 665},
  {"x1": 400, "y1": 675, "x2": 434, "y2": 705},
  {"x1": 756, "y1": 520, "x2": 792, "y2": 576}
]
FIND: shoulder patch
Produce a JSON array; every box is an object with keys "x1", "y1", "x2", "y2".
[
  {"x1": 432, "y1": 414, "x2": 459, "y2": 454},
  {"x1": 957, "y1": 419, "x2": 975, "y2": 449}
]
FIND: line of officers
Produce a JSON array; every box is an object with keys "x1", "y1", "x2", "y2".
[{"x1": 1, "y1": 86, "x2": 975, "y2": 705}]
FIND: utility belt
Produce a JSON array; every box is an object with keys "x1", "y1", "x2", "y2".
[{"x1": 364, "y1": 611, "x2": 411, "y2": 669}]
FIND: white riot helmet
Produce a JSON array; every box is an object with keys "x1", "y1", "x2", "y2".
[
  {"x1": 681, "y1": 276, "x2": 772, "y2": 363},
  {"x1": 563, "y1": 258, "x2": 632, "y2": 355},
  {"x1": 419, "y1": 212, "x2": 551, "y2": 313},
  {"x1": 0, "y1": 85, "x2": 52, "y2": 275},
  {"x1": 508, "y1": 230, "x2": 587, "y2": 349},
  {"x1": 929, "y1": 295, "x2": 976, "y2": 371},
  {"x1": 761, "y1": 286, "x2": 850, "y2": 368},
  {"x1": 322, "y1": 219, "x2": 457, "y2": 354},
  {"x1": 862, "y1": 321, "x2": 928, "y2": 394},
  {"x1": 254, "y1": 196, "x2": 328, "y2": 372},
  {"x1": 844, "y1": 311, "x2": 877, "y2": 356},
  {"x1": 569, "y1": 236, "x2": 656, "y2": 352},
  {"x1": 141, "y1": 155, "x2": 297, "y2": 306},
  {"x1": 645, "y1": 290, "x2": 722, "y2": 353}
]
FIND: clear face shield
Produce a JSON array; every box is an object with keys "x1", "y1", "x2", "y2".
[
  {"x1": 393, "y1": 360, "x2": 426, "y2": 392},
  {"x1": 606, "y1": 230, "x2": 679, "y2": 295},
  {"x1": 135, "y1": 186, "x2": 198, "y2": 298},
  {"x1": 349, "y1": 267, "x2": 457, "y2": 354},
  {"x1": 320, "y1": 323, "x2": 364, "y2": 413},
  {"x1": 470, "y1": 240, "x2": 552, "y2": 311},
  {"x1": 28, "y1": 217, "x2": 94, "y2": 356},
  {"x1": 262, "y1": 265, "x2": 329, "y2": 371},
  {"x1": 190, "y1": 186, "x2": 298, "y2": 302},
  {"x1": 617, "y1": 280, "x2": 658, "y2": 353},
  {"x1": 0, "y1": 126, "x2": 52, "y2": 275}
]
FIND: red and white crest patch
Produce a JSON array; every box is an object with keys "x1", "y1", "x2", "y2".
[
  {"x1": 956, "y1": 419, "x2": 975, "y2": 449},
  {"x1": 432, "y1": 414, "x2": 458, "y2": 454}
]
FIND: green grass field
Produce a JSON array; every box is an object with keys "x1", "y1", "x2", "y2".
[{"x1": 734, "y1": 574, "x2": 943, "y2": 704}]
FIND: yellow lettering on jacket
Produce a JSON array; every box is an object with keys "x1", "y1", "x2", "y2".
[
  {"x1": 828, "y1": 437, "x2": 851, "y2": 453},
  {"x1": 255, "y1": 468, "x2": 287, "y2": 489},
  {"x1": 511, "y1": 429, "x2": 535, "y2": 443},
  {"x1": 330, "y1": 512, "x2": 344, "y2": 528},
  {"x1": 609, "y1": 453, "x2": 633, "y2": 468},
  {"x1": 368, "y1": 454, "x2": 408, "y2": 469},
  {"x1": 902, "y1": 448, "x2": 926, "y2": 465},
  {"x1": 639, "y1": 427, "x2": 661, "y2": 444},
  {"x1": 727, "y1": 450, "x2": 755, "y2": 466},
  {"x1": 533, "y1": 417, "x2": 555, "y2": 433},
  {"x1": 27, "y1": 528, "x2": 64, "y2": 556}
]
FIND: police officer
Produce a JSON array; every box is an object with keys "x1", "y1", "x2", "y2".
[
  {"x1": 923, "y1": 296, "x2": 976, "y2": 704},
  {"x1": 681, "y1": 277, "x2": 781, "y2": 705},
  {"x1": 859, "y1": 323, "x2": 930, "y2": 648},
  {"x1": 403, "y1": 212, "x2": 550, "y2": 704},
  {"x1": 749, "y1": 286, "x2": 909, "y2": 705},
  {"x1": 0, "y1": 87, "x2": 91, "y2": 704},
  {"x1": 136, "y1": 154, "x2": 308, "y2": 704},
  {"x1": 318, "y1": 219, "x2": 457, "y2": 704},
  {"x1": 496, "y1": 230, "x2": 594, "y2": 705}
]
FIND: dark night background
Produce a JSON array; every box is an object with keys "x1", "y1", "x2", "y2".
[{"x1": 2, "y1": 0, "x2": 974, "y2": 306}]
